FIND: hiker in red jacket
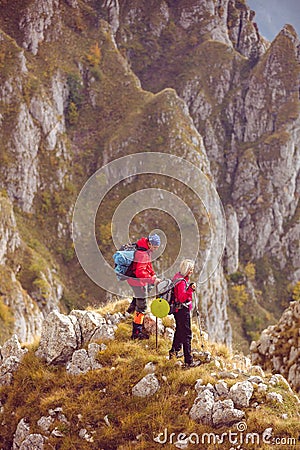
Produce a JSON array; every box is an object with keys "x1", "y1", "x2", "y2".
[
  {"x1": 169, "y1": 259, "x2": 196, "y2": 367},
  {"x1": 127, "y1": 234, "x2": 161, "y2": 339}
]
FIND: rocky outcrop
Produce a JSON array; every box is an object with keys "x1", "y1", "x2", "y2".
[
  {"x1": 0, "y1": 31, "x2": 70, "y2": 343},
  {"x1": 227, "y1": 0, "x2": 268, "y2": 59},
  {"x1": 132, "y1": 373, "x2": 160, "y2": 398},
  {"x1": 6, "y1": 101, "x2": 41, "y2": 214},
  {"x1": 0, "y1": 0, "x2": 299, "y2": 352},
  {"x1": 12, "y1": 408, "x2": 70, "y2": 449},
  {"x1": 116, "y1": 0, "x2": 267, "y2": 62},
  {"x1": 1, "y1": 306, "x2": 299, "y2": 449},
  {"x1": 3, "y1": 71, "x2": 70, "y2": 214},
  {"x1": 66, "y1": 344, "x2": 103, "y2": 375},
  {"x1": 1, "y1": 268, "x2": 45, "y2": 344},
  {"x1": 250, "y1": 301, "x2": 300, "y2": 392},
  {"x1": 0, "y1": 335, "x2": 28, "y2": 386},
  {"x1": 180, "y1": 26, "x2": 300, "y2": 277},
  {"x1": 0, "y1": 195, "x2": 21, "y2": 265},
  {"x1": 99, "y1": 0, "x2": 120, "y2": 35},
  {"x1": 0, "y1": 194, "x2": 62, "y2": 343},
  {"x1": 36, "y1": 310, "x2": 117, "y2": 364},
  {"x1": 189, "y1": 371, "x2": 299, "y2": 428},
  {"x1": 231, "y1": 27, "x2": 300, "y2": 264},
  {"x1": 19, "y1": 0, "x2": 61, "y2": 55}
]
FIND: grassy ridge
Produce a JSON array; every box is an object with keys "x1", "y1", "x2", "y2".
[{"x1": 0, "y1": 301, "x2": 299, "y2": 449}]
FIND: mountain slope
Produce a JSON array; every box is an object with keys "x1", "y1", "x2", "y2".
[
  {"x1": 0, "y1": 0, "x2": 299, "y2": 351},
  {"x1": 114, "y1": 0, "x2": 300, "y2": 346}
]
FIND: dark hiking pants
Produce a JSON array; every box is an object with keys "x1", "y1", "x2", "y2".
[{"x1": 172, "y1": 307, "x2": 193, "y2": 365}]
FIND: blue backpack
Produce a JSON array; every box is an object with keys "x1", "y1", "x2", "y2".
[{"x1": 113, "y1": 243, "x2": 137, "y2": 281}]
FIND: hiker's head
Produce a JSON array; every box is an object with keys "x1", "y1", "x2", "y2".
[
  {"x1": 180, "y1": 259, "x2": 195, "y2": 277},
  {"x1": 148, "y1": 233, "x2": 161, "y2": 251}
]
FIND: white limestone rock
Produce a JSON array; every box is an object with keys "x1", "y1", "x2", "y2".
[
  {"x1": 229, "y1": 381, "x2": 254, "y2": 408},
  {"x1": 132, "y1": 374, "x2": 160, "y2": 398}
]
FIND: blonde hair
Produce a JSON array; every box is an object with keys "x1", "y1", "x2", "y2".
[{"x1": 179, "y1": 259, "x2": 195, "y2": 277}]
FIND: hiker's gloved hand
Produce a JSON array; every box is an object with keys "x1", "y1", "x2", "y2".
[{"x1": 189, "y1": 282, "x2": 196, "y2": 291}]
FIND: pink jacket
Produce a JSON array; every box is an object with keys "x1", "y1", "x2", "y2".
[{"x1": 172, "y1": 272, "x2": 194, "y2": 311}]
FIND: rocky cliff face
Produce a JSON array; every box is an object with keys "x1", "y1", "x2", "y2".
[
  {"x1": 250, "y1": 301, "x2": 300, "y2": 392},
  {"x1": 0, "y1": 0, "x2": 299, "y2": 350},
  {"x1": 0, "y1": 193, "x2": 62, "y2": 343},
  {"x1": 113, "y1": 0, "x2": 300, "y2": 343}
]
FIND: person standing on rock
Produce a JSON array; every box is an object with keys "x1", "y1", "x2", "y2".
[
  {"x1": 126, "y1": 234, "x2": 161, "y2": 340},
  {"x1": 169, "y1": 259, "x2": 196, "y2": 367}
]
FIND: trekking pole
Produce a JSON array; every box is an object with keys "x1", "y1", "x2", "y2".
[
  {"x1": 194, "y1": 293, "x2": 204, "y2": 350},
  {"x1": 155, "y1": 284, "x2": 158, "y2": 350}
]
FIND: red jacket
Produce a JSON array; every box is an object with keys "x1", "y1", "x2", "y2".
[
  {"x1": 172, "y1": 272, "x2": 194, "y2": 310},
  {"x1": 127, "y1": 237, "x2": 157, "y2": 287}
]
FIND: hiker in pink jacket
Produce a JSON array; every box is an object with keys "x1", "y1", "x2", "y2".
[{"x1": 169, "y1": 259, "x2": 196, "y2": 367}]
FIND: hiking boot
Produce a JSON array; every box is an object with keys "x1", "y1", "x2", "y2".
[
  {"x1": 169, "y1": 350, "x2": 176, "y2": 359},
  {"x1": 132, "y1": 332, "x2": 149, "y2": 340},
  {"x1": 169, "y1": 350, "x2": 183, "y2": 360},
  {"x1": 131, "y1": 322, "x2": 149, "y2": 340},
  {"x1": 183, "y1": 361, "x2": 200, "y2": 369}
]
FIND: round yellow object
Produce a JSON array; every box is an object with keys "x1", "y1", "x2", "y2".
[{"x1": 150, "y1": 298, "x2": 170, "y2": 318}]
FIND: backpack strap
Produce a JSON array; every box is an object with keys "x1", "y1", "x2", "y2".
[
  {"x1": 136, "y1": 245, "x2": 148, "y2": 251},
  {"x1": 172, "y1": 277, "x2": 189, "y2": 291},
  {"x1": 172, "y1": 277, "x2": 191, "y2": 307}
]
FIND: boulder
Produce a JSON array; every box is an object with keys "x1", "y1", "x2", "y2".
[
  {"x1": 0, "y1": 335, "x2": 28, "y2": 386},
  {"x1": 215, "y1": 380, "x2": 229, "y2": 397},
  {"x1": 212, "y1": 399, "x2": 245, "y2": 427},
  {"x1": 66, "y1": 343, "x2": 102, "y2": 375},
  {"x1": 69, "y1": 310, "x2": 107, "y2": 343},
  {"x1": 229, "y1": 381, "x2": 254, "y2": 408},
  {"x1": 105, "y1": 312, "x2": 125, "y2": 325},
  {"x1": 90, "y1": 323, "x2": 115, "y2": 342},
  {"x1": 250, "y1": 302, "x2": 300, "y2": 392},
  {"x1": 190, "y1": 385, "x2": 246, "y2": 428},
  {"x1": 36, "y1": 310, "x2": 115, "y2": 365},
  {"x1": 0, "y1": 356, "x2": 21, "y2": 386},
  {"x1": 132, "y1": 374, "x2": 160, "y2": 397},
  {"x1": 12, "y1": 418, "x2": 30, "y2": 450},
  {"x1": 19, "y1": 434, "x2": 44, "y2": 450},
  {"x1": 36, "y1": 311, "x2": 78, "y2": 364},
  {"x1": 143, "y1": 313, "x2": 164, "y2": 336},
  {"x1": 144, "y1": 362, "x2": 156, "y2": 373},
  {"x1": 88, "y1": 343, "x2": 104, "y2": 369},
  {"x1": 189, "y1": 389, "x2": 215, "y2": 424},
  {"x1": 267, "y1": 392, "x2": 283, "y2": 403},
  {"x1": 66, "y1": 349, "x2": 93, "y2": 375},
  {"x1": 37, "y1": 416, "x2": 54, "y2": 433},
  {"x1": 1, "y1": 334, "x2": 28, "y2": 360}
]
